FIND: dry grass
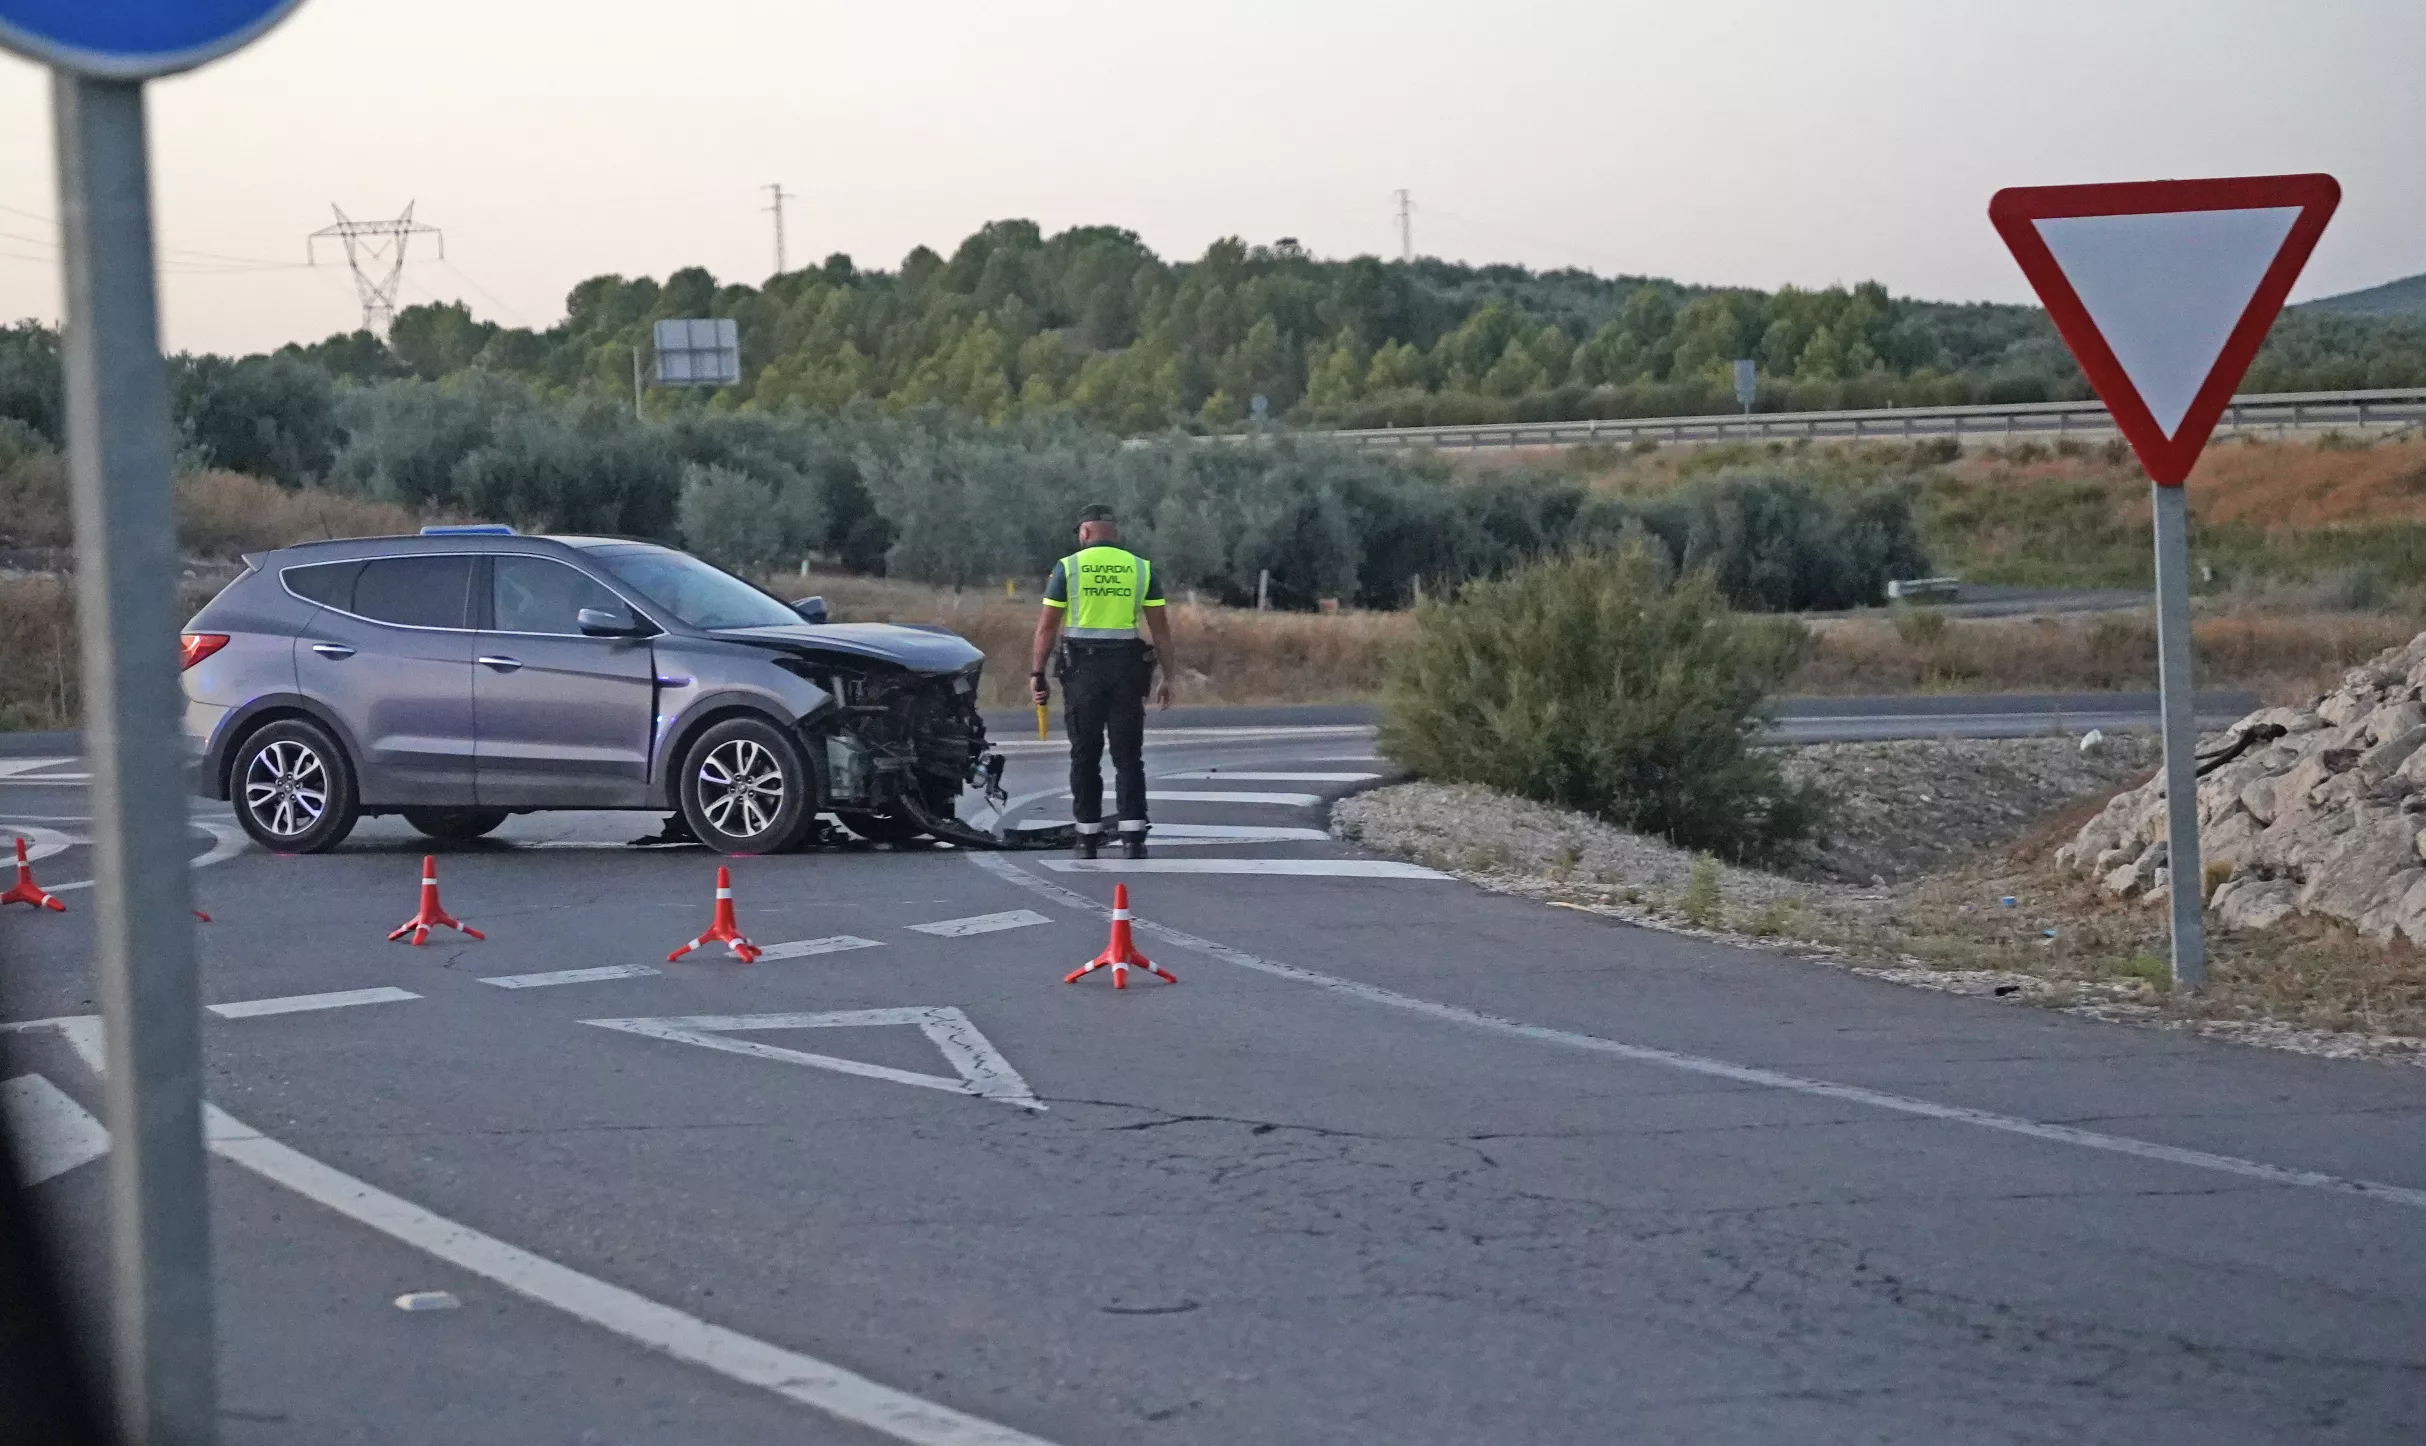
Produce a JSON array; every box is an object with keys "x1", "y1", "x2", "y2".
[
  {"x1": 174, "y1": 471, "x2": 422, "y2": 558},
  {"x1": 760, "y1": 571, "x2": 1403, "y2": 708},
  {"x1": 0, "y1": 465, "x2": 423, "y2": 559},
  {"x1": 0, "y1": 577, "x2": 78, "y2": 730},
  {"x1": 1856, "y1": 813, "x2": 2426, "y2": 1043},
  {"x1": 1800, "y1": 608, "x2": 2419, "y2": 702}
]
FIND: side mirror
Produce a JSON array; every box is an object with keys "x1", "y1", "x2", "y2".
[
  {"x1": 792, "y1": 595, "x2": 829, "y2": 625},
  {"x1": 577, "y1": 605, "x2": 643, "y2": 637}
]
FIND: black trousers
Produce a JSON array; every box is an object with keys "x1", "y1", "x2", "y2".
[{"x1": 1063, "y1": 640, "x2": 1150, "y2": 829}]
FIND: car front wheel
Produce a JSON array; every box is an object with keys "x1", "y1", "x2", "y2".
[
  {"x1": 676, "y1": 717, "x2": 818, "y2": 854},
  {"x1": 230, "y1": 718, "x2": 361, "y2": 853}
]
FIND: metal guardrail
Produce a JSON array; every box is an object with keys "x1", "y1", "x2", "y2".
[{"x1": 1254, "y1": 387, "x2": 2426, "y2": 451}]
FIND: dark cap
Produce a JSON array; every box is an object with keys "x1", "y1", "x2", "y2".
[{"x1": 1076, "y1": 503, "x2": 1117, "y2": 525}]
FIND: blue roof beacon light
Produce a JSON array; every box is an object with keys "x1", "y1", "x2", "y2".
[{"x1": 420, "y1": 524, "x2": 516, "y2": 536}]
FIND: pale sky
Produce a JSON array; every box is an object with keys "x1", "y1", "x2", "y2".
[{"x1": 0, "y1": 0, "x2": 2415, "y2": 356}]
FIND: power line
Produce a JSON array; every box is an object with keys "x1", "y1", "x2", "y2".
[
  {"x1": 763, "y1": 183, "x2": 791, "y2": 276},
  {"x1": 307, "y1": 203, "x2": 443, "y2": 333},
  {"x1": 439, "y1": 257, "x2": 528, "y2": 326}
]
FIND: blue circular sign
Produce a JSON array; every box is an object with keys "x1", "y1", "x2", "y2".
[{"x1": 0, "y1": 0, "x2": 306, "y2": 78}]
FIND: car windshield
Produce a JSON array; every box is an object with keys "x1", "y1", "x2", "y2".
[{"x1": 586, "y1": 545, "x2": 801, "y2": 631}]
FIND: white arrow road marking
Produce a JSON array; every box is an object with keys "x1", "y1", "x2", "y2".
[
  {"x1": 972, "y1": 854, "x2": 2426, "y2": 1214},
  {"x1": 0, "y1": 823, "x2": 75, "y2": 864},
  {"x1": 583, "y1": 1008, "x2": 1042, "y2": 1111},
  {"x1": 906, "y1": 909, "x2": 1052, "y2": 938},
  {"x1": 0, "y1": 758, "x2": 82, "y2": 781},
  {"x1": 208, "y1": 987, "x2": 420, "y2": 1019},
  {"x1": 1160, "y1": 771, "x2": 1378, "y2": 783},
  {"x1": 6, "y1": 1015, "x2": 1064, "y2": 1446},
  {"x1": 1045, "y1": 857, "x2": 1449, "y2": 879},
  {"x1": 42, "y1": 818, "x2": 247, "y2": 896},
  {"x1": 481, "y1": 965, "x2": 661, "y2": 990},
  {"x1": 3, "y1": 1074, "x2": 108, "y2": 1185},
  {"x1": 755, "y1": 935, "x2": 884, "y2": 961}
]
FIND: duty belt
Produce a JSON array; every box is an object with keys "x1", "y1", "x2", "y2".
[{"x1": 1063, "y1": 627, "x2": 1142, "y2": 640}]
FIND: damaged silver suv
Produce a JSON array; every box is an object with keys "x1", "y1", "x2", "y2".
[{"x1": 179, "y1": 527, "x2": 1002, "y2": 854}]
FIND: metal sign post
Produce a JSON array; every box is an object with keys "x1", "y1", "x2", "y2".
[
  {"x1": 1992, "y1": 174, "x2": 2340, "y2": 992},
  {"x1": 54, "y1": 75, "x2": 217, "y2": 1441},
  {"x1": 0, "y1": 5, "x2": 308, "y2": 1444}
]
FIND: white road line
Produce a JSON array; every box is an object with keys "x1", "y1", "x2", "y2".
[
  {"x1": 3, "y1": 1074, "x2": 108, "y2": 1185},
  {"x1": 756, "y1": 935, "x2": 885, "y2": 961},
  {"x1": 203, "y1": 1105, "x2": 1059, "y2": 1445},
  {"x1": 208, "y1": 987, "x2": 421, "y2": 1019},
  {"x1": 970, "y1": 854, "x2": 2426, "y2": 1214},
  {"x1": 1045, "y1": 858, "x2": 1449, "y2": 879},
  {"x1": 480, "y1": 965, "x2": 660, "y2": 990},
  {"x1": 1020, "y1": 823, "x2": 1333, "y2": 845},
  {"x1": 1143, "y1": 790, "x2": 1325, "y2": 807},
  {"x1": 584, "y1": 1008, "x2": 1041, "y2": 1111},
  {"x1": 5, "y1": 1014, "x2": 1061, "y2": 1446},
  {"x1": 1160, "y1": 771, "x2": 1378, "y2": 783},
  {"x1": 906, "y1": 909, "x2": 1052, "y2": 938}
]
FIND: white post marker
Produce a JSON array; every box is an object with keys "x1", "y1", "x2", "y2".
[
  {"x1": 1992, "y1": 175, "x2": 2340, "y2": 991},
  {"x1": 0, "y1": 4, "x2": 307, "y2": 1443}
]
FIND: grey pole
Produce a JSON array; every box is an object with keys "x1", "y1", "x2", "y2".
[
  {"x1": 2150, "y1": 480, "x2": 2207, "y2": 992},
  {"x1": 53, "y1": 73, "x2": 220, "y2": 1445}
]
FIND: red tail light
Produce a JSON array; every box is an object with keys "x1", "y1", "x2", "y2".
[{"x1": 179, "y1": 634, "x2": 229, "y2": 671}]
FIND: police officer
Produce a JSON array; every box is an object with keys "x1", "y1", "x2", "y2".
[{"x1": 1030, "y1": 504, "x2": 1174, "y2": 860}]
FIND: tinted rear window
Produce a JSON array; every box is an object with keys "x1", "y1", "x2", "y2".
[
  {"x1": 351, "y1": 556, "x2": 472, "y2": 629},
  {"x1": 282, "y1": 560, "x2": 361, "y2": 608}
]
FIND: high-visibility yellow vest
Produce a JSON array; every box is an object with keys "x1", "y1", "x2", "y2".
[{"x1": 1054, "y1": 546, "x2": 1154, "y2": 637}]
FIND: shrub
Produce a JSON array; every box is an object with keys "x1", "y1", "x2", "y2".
[{"x1": 1379, "y1": 546, "x2": 1823, "y2": 861}]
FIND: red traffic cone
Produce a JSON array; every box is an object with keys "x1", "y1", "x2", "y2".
[
  {"x1": 1, "y1": 836, "x2": 64, "y2": 912},
  {"x1": 1065, "y1": 883, "x2": 1174, "y2": 989},
  {"x1": 387, "y1": 855, "x2": 483, "y2": 945},
  {"x1": 668, "y1": 866, "x2": 759, "y2": 963}
]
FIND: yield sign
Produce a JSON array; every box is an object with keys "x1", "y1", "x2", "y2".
[
  {"x1": 584, "y1": 1007, "x2": 1042, "y2": 1111},
  {"x1": 1990, "y1": 174, "x2": 2339, "y2": 484}
]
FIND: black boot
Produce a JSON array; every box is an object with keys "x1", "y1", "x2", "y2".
[
  {"x1": 1121, "y1": 828, "x2": 1148, "y2": 861},
  {"x1": 1075, "y1": 830, "x2": 1101, "y2": 861}
]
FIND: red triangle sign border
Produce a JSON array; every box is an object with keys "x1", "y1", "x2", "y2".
[{"x1": 1989, "y1": 173, "x2": 2340, "y2": 486}]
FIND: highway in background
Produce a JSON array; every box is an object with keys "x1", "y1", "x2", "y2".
[
  {"x1": 1281, "y1": 385, "x2": 2426, "y2": 452},
  {"x1": 6, "y1": 695, "x2": 2420, "y2": 1446}
]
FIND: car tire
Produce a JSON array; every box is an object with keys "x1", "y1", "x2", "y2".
[
  {"x1": 676, "y1": 716, "x2": 820, "y2": 855},
  {"x1": 229, "y1": 718, "x2": 360, "y2": 854},
  {"x1": 402, "y1": 807, "x2": 509, "y2": 842}
]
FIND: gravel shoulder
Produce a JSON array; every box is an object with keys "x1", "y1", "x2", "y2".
[{"x1": 1335, "y1": 735, "x2": 2426, "y2": 1068}]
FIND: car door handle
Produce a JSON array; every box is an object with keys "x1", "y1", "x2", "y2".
[
  {"x1": 477, "y1": 655, "x2": 524, "y2": 672},
  {"x1": 309, "y1": 643, "x2": 355, "y2": 660}
]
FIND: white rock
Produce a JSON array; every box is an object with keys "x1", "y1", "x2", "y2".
[
  {"x1": 2212, "y1": 875, "x2": 2298, "y2": 930},
  {"x1": 2078, "y1": 727, "x2": 2106, "y2": 755}
]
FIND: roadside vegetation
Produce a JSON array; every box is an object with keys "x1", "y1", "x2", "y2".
[{"x1": 1378, "y1": 548, "x2": 1820, "y2": 862}]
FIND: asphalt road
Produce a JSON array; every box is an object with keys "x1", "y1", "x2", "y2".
[{"x1": 5, "y1": 709, "x2": 2423, "y2": 1445}]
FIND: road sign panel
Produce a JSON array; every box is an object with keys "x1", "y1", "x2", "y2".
[
  {"x1": 1990, "y1": 174, "x2": 2338, "y2": 485},
  {"x1": 0, "y1": 0, "x2": 305, "y2": 78},
  {"x1": 1732, "y1": 358, "x2": 1756, "y2": 408},
  {"x1": 652, "y1": 317, "x2": 740, "y2": 386}
]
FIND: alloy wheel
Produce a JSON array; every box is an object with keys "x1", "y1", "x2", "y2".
[
  {"x1": 697, "y1": 738, "x2": 787, "y2": 840},
  {"x1": 243, "y1": 739, "x2": 329, "y2": 839}
]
